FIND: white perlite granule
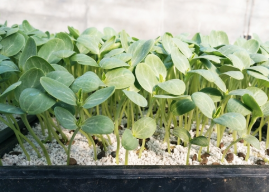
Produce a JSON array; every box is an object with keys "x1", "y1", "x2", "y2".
[{"x1": 1, "y1": 118, "x2": 268, "y2": 166}]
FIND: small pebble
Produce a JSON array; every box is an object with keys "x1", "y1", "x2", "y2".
[
  {"x1": 111, "y1": 151, "x2": 116, "y2": 158},
  {"x1": 97, "y1": 151, "x2": 106, "y2": 159},
  {"x1": 69, "y1": 158, "x2": 77, "y2": 165},
  {"x1": 266, "y1": 149, "x2": 269, "y2": 156},
  {"x1": 192, "y1": 154, "x2": 197, "y2": 161},
  {"x1": 212, "y1": 162, "x2": 220, "y2": 165},
  {"x1": 219, "y1": 142, "x2": 224, "y2": 149},
  {"x1": 200, "y1": 158, "x2": 208, "y2": 165},
  {"x1": 256, "y1": 160, "x2": 265, "y2": 165},
  {"x1": 201, "y1": 152, "x2": 210, "y2": 159},
  {"x1": 226, "y1": 153, "x2": 234, "y2": 163},
  {"x1": 238, "y1": 152, "x2": 246, "y2": 160},
  {"x1": 9, "y1": 151, "x2": 22, "y2": 156}
]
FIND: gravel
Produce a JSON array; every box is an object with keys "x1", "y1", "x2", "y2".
[{"x1": 1, "y1": 118, "x2": 269, "y2": 166}]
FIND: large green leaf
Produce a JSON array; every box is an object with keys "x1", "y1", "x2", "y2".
[
  {"x1": 55, "y1": 32, "x2": 74, "y2": 50},
  {"x1": 172, "y1": 38, "x2": 192, "y2": 58},
  {"x1": 242, "y1": 134, "x2": 260, "y2": 149},
  {"x1": 0, "y1": 33, "x2": 25, "y2": 57},
  {"x1": 21, "y1": 20, "x2": 36, "y2": 34},
  {"x1": 99, "y1": 57, "x2": 129, "y2": 69},
  {"x1": 194, "y1": 55, "x2": 222, "y2": 63},
  {"x1": 234, "y1": 51, "x2": 252, "y2": 68},
  {"x1": 173, "y1": 127, "x2": 191, "y2": 143},
  {"x1": 24, "y1": 56, "x2": 55, "y2": 74},
  {"x1": 221, "y1": 71, "x2": 244, "y2": 80},
  {"x1": 171, "y1": 98, "x2": 195, "y2": 115},
  {"x1": 242, "y1": 94, "x2": 263, "y2": 118},
  {"x1": 113, "y1": 53, "x2": 132, "y2": 62},
  {"x1": 190, "y1": 136, "x2": 208, "y2": 147},
  {"x1": 53, "y1": 50, "x2": 75, "y2": 59},
  {"x1": 0, "y1": 81, "x2": 21, "y2": 98},
  {"x1": 145, "y1": 54, "x2": 167, "y2": 79},
  {"x1": 246, "y1": 87, "x2": 268, "y2": 106},
  {"x1": 54, "y1": 107, "x2": 77, "y2": 130},
  {"x1": 71, "y1": 71, "x2": 103, "y2": 93},
  {"x1": 104, "y1": 48, "x2": 124, "y2": 58},
  {"x1": 247, "y1": 66, "x2": 269, "y2": 77},
  {"x1": 158, "y1": 79, "x2": 185, "y2": 95},
  {"x1": 70, "y1": 54, "x2": 98, "y2": 67},
  {"x1": 0, "y1": 61, "x2": 19, "y2": 74},
  {"x1": 76, "y1": 35, "x2": 99, "y2": 55},
  {"x1": 171, "y1": 47, "x2": 190, "y2": 75},
  {"x1": 209, "y1": 30, "x2": 229, "y2": 47},
  {"x1": 40, "y1": 77, "x2": 77, "y2": 106},
  {"x1": 38, "y1": 38, "x2": 65, "y2": 63},
  {"x1": 228, "y1": 89, "x2": 253, "y2": 96},
  {"x1": 104, "y1": 68, "x2": 135, "y2": 89},
  {"x1": 15, "y1": 68, "x2": 45, "y2": 101},
  {"x1": 46, "y1": 71, "x2": 74, "y2": 87},
  {"x1": 261, "y1": 101, "x2": 269, "y2": 116},
  {"x1": 19, "y1": 88, "x2": 55, "y2": 115},
  {"x1": 242, "y1": 39, "x2": 260, "y2": 54},
  {"x1": 131, "y1": 39, "x2": 154, "y2": 67},
  {"x1": 19, "y1": 37, "x2": 37, "y2": 70},
  {"x1": 82, "y1": 115, "x2": 114, "y2": 134},
  {"x1": 213, "y1": 112, "x2": 246, "y2": 131},
  {"x1": 100, "y1": 36, "x2": 116, "y2": 53},
  {"x1": 83, "y1": 86, "x2": 115, "y2": 109},
  {"x1": 122, "y1": 90, "x2": 147, "y2": 107},
  {"x1": 132, "y1": 117, "x2": 156, "y2": 139},
  {"x1": 121, "y1": 129, "x2": 139, "y2": 150},
  {"x1": 227, "y1": 98, "x2": 251, "y2": 116},
  {"x1": 199, "y1": 87, "x2": 223, "y2": 102},
  {"x1": 0, "y1": 103, "x2": 25, "y2": 114},
  {"x1": 135, "y1": 63, "x2": 159, "y2": 93},
  {"x1": 250, "y1": 53, "x2": 268, "y2": 63},
  {"x1": 191, "y1": 92, "x2": 215, "y2": 119},
  {"x1": 162, "y1": 32, "x2": 173, "y2": 54},
  {"x1": 227, "y1": 54, "x2": 245, "y2": 71}
]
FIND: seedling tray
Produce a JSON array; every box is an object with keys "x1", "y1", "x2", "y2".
[{"x1": 0, "y1": 165, "x2": 268, "y2": 192}]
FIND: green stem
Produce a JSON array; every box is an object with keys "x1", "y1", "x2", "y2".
[
  {"x1": 232, "y1": 131, "x2": 237, "y2": 154},
  {"x1": 139, "y1": 139, "x2": 145, "y2": 158},
  {"x1": 79, "y1": 130, "x2": 93, "y2": 146},
  {"x1": 88, "y1": 133, "x2": 97, "y2": 160},
  {"x1": 186, "y1": 144, "x2": 191, "y2": 165},
  {"x1": 221, "y1": 138, "x2": 242, "y2": 162},
  {"x1": 21, "y1": 114, "x2": 51, "y2": 165},
  {"x1": 125, "y1": 150, "x2": 129, "y2": 165},
  {"x1": 164, "y1": 113, "x2": 173, "y2": 153},
  {"x1": 266, "y1": 121, "x2": 269, "y2": 149},
  {"x1": 67, "y1": 127, "x2": 80, "y2": 165},
  {"x1": 0, "y1": 158, "x2": 2, "y2": 166},
  {"x1": 36, "y1": 115, "x2": 45, "y2": 136}
]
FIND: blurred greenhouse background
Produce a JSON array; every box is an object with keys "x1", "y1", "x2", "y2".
[{"x1": 0, "y1": 0, "x2": 268, "y2": 42}]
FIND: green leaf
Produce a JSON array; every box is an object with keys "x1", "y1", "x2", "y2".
[
  {"x1": 190, "y1": 136, "x2": 209, "y2": 147},
  {"x1": 21, "y1": 20, "x2": 36, "y2": 34},
  {"x1": 54, "y1": 107, "x2": 77, "y2": 130},
  {"x1": 0, "y1": 61, "x2": 19, "y2": 74},
  {"x1": 131, "y1": 39, "x2": 154, "y2": 67},
  {"x1": 113, "y1": 53, "x2": 132, "y2": 62},
  {"x1": 0, "y1": 103, "x2": 25, "y2": 114},
  {"x1": 234, "y1": 51, "x2": 251, "y2": 68},
  {"x1": 0, "y1": 33, "x2": 25, "y2": 57},
  {"x1": 81, "y1": 27, "x2": 98, "y2": 36},
  {"x1": 158, "y1": 79, "x2": 185, "y2": 95},
  {"x1": 99, "y1": 58, "x2": 129, "y2": 69},
  {"x1": 70, "y1": 54, "x2": 98, "y2": 67},
  {"x1": 199, "y1": 87, "x2": 223, "y2": 102},
  {"x1": 154, "y1": 94, "x2": 189, "y2": 99},
  {"x1": 209, "y1": 30, "x2": 229, "y2": 47},
  {"x1": 221, "y1": 71, "x2": 244, "y2": 80},
  {"x1": 261, "y1": 102, "x2": 269, "y2": 116},
  {"x1": 120, "y1": 30, "x2": 129, "y2": 52},
  {"x1": 172, "y1": 38, "x2": 192, "y2": 58},
  {"x1": 162, "y1": 32, "x2": 173, "y2": 54},
  {"x1": 229, "y1": 89, "x2": 253, "y2": 96},
  {"x1": 213, "y1": 112, "x2": 246, "y2": 131},
  {"x1": 122, "y1": 90, "x2": 147, "y2": 107},
  {"x1": 24, "y1": 56, "x2": 55, "y2": 74},
  {"x1": 19, "y1": 37, "x2": 37, "y2": 70},
  {"x1": 171, "y1": 47, "x2": 190, "y2": 75},
  {"x1": 82, "y1": 115, "x2": 114, "y2": 134},
  {"x1": 246, "y1": 87, "x2": 268, "y2": 106},
  {"x1": 53, "y1": 50, "x2": 75, "y2": 59},
  {"x1": 68, "y1": 26, "x2": 80, "y2": 39},
  {"x1": 242, "y1": 39, "x2": 260, "y2": 54},
  {"x1": 38, "y1": 38, "x2": 65, "y2": 63},
  {"x1": 0, "y1": 81, "x2": 21, "y2": 98},
  {"x1": 46, "y1": 71, "x2": 74, "y2": 87},
  {"x1": 191, "y1": 92, "x2": 215, "y2": 119},
  {"x1": 218, "y1": 45, "x2": 243, "y2": 56},
  {"x1": 104, "y1": 68, "x2": 135, "y2": 89},
  {"x1": 194, "y1": 55, "x2": 222, "y2": 63},
  {"x1": 40, "y1": 77, "x2": 77, "y2": 106},
  {"x1": 132, "y1": 117, "x2": 156, "y2": 139},
  {"x1": 83, "y1": 86, "x2": 115, "y2": 109},
  {"x1": 51, "y1": 64, "x2": 68, "y2": 72},
  {"x1": 15, "y1": 68, "x2": 45, "y2": 101},
  {"x1": 103, "y1": 27, "x2": 117, "y2": 38},
  {"x1": 145, "y1": 54, "x2": 167, "y2": 79},
  {"x1": 19, "y1": 88, "x2": 55, "y2": 115},
  {"x1": 121, "y1": 129, "x2": 139, "y2": 150},
  {"x1": 250, "y1": 53, "x2": 268, "y2": 63},
  {"x1": 227, "y1": 54, "x2": 245, "y2": 71},
  {"x1": 246, "y1": 66, "x2": 269, "y2": 77},
  {"x1": 173, "y1": 127, "x2": 191, "y2": 143},
  {"x1": 242, "y1": 134, "x2": 260, "y2": 149},
  {"x1": 247, "y1": 70, "x2": 269, "y2": 85},
  {"x1": 227, "y1": 98, "x2": 251, "y2": 116},
  {"x1": 55, "y1": 32, "x2": 74, "y2": 50},
  {"x1": 76, "y1": 35, "x2": 99, "y2": 55},
  {"x1": 242, "y1": 94, "x2": 263, "y2": 118},
  {"x1": 100, "y1": 36, "x2": 116, "y2": 53},
  {"x1": 71, "y1": 71, "x2": 103, "y2": 93},
  {"x1": 135, "y1": 63, "x2": 159, "y2": 93},
  {"x1": 171, "y1": 98, "x2": 196, "y2": 115},
  {"x1": 104, "y1": 48, "x2": 124, "y2": 58}
]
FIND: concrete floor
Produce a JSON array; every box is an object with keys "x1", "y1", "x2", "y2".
[{"x1": 0, "y1": 0, "x2": 268, "y2": 42}]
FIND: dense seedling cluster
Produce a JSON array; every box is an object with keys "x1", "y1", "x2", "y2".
[{"x1": 0, "y1": 20, "x2": 269, "y2": 166}]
